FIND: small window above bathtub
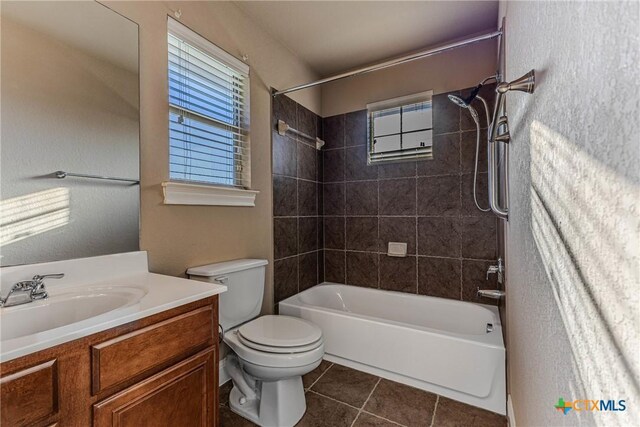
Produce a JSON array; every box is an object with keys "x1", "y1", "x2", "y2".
[{"x1": 367, "y1": 91, "x2": 433, "y2": 164}]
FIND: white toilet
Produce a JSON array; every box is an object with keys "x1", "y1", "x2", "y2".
[{"x1": 188, "y1": 259, "x2": 324, "y2": 427}]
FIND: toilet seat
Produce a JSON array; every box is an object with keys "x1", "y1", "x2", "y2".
[
  {"x1": 224, "y1": 316, "x2": 324, "y2": 368},
  {"x1": 238, "y1": 334, "x2": 323, "y2": 354},
  {"x1": 238, "y1": 315, "x2": 323, "y2": 353}
]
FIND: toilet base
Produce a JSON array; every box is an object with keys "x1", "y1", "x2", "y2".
[{"x1": 229, "y1": 376, "x2": 306, "y2": 427}]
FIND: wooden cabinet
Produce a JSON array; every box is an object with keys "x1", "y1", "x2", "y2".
[
  {"x1": 93, "y1": 348, "x2": 216, "y2": 427},
  {"x1": 0, "y1": 296, "x2": 219, "y2": 427}
]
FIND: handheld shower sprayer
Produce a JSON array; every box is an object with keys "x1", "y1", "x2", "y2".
[
  {"x1": 448, "y1": 70, "x2": 536, "y2": 220},
  {"x1": 447, "y1": 94, "x2": 489, "y2": 213}
]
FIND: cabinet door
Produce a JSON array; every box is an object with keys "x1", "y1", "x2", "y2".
[{"x1": 93, "y1": 348, "x2": 217, "y2": 427}]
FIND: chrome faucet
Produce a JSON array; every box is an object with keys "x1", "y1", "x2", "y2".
[
  {"x1": 477, "y1": 258, "x2": 505, "y2": 300},
  {"x1": 486, "y1": 257, "x2": 504, "y2": 284},
  {"x1": 0, "y1": 273, "x2": 64, "y2": 307}
]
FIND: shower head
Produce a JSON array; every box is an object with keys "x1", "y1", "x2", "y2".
[
  {"x1": 448, "y1": 94, "x2": 469, "y2": 108},
  {"x1": 448, "y1": 84, "x2": 483, "y2": 108},
  {"x1": 448, "y1": 94, "x2": 479, "y2": 121}
]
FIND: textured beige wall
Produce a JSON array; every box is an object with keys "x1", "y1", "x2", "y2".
[
  {"x1": 320, "y1": 38, "x2": 498, "y2": 117},
  {"x1": 103, "y1": 1, "x2": 321, "y2": 314},
  {"x1": 501, "y1": 1, "x2": 639, "y2": 425}
]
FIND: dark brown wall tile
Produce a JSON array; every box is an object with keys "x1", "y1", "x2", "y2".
[
  {"x1": 272, "y1": 94, "x2": 296, "y2": 128},
  {"x1": 346, "y1": 145, "x2": 378, "y2": 181},
  {"x1": 273, "y1": 132, "x2": 297, "y2": 177},
  {"x1": 379, "y1": 256, "x2": 417, "y2": 293},
  {"x1": 417, "y1": 133, "x2": 460, "y2": 177},
  {"x1": 324, "y1": 217, "x2": 345, "y2": 249},
  {"x1": 274, "y1": 257, "x2": 297, "y2": 303},
  {"x1": 325, "y1": 250, "x2": 345, "y2": 283},
  {"x1": 418, "y1": 257, "x2": 461, "y2": 300},
  {"x1": 379, "y1": 178, "x2": 416, "y2": 215},
  {"x1": 378, "y1": 161, "x2": 416, "y2": 179},
  {"x1": 322, "y1": 115, "x2": 345, "y2": 149},
  {"x1": 345, "y1": 110, "x2": 367, "y2": 147},
  {"x1": 417, "y1": 175, "x2": 461, "y2": 216},
  {"x1": 316, "y1": 115, "x2": 323, "y2": 139},
  {"x1": 317, "y1": 182, "x2": 324, "y2": 214},
  {"x1": 346, "y1": 181, "x2": 378, "y2": 215},
  {"x1": 324, "y1": 183, "x2": 345, "y2": 215},
  {"x1": 316, "y1": 151, "x2": 324, "y2": 182},
  {"x1": 298, "y1": 217, "x2": 318, "y2": 253},
  {"x1": 317, "y1": 216, "x2": 324, "y2": 249},
  {"x1": 462, "y1": 260, "x2": 499, "y2": 305},
  {"x1": 297, "y1": 142, "x2": 317, "y2": 181},
  {"x1": 461, "y1": 216, "x2": 497, "y2": 259},
  {"x1": 346, "y1": 217, "x2": 378, "y2": 251},
  {"x1": 273, "y1": 175, "x2": 297, "y2": 216},
  {"x1": 318, "y1": 250, "x2": 325, "y2": 283},
  {"x1": 461, "y1": 173, "x2": 491, "y2": 217},
  {"x1": 378, "y1": 216, "x2": 416, "y2": 254},
  {"x1": 299, "y1": 252, "x2": 318, "y2": 291},
  {"x1": 323, "y1": 149, "x2": 345, "y2": 182},
  {"x1": 346, "y1": 251, "x2": 378, "y2": 287},
  {"x1": 297, "y1": 104, "x2": 317, "y2": 141},
  {"x1": 298, "y1": 179, "x2": 317, "y2": 216},
  {"x1": 461, "y1": 130, "x2": 487, "y2": 173},
  {"x1": 418, "y1": 217, "x2": 461, "y2": 257},
  {"x1": 274, "y1": 217, "x2": 297, "y2": 259},
  {"x1": 432, "y1": 91, "x2": 460, "y2": 134}
]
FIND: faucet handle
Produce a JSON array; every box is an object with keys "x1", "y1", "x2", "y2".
[{"x1": 33, "y1": 273, "x2": 65, "y2": 282}]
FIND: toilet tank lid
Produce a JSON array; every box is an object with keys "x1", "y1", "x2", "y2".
[{"x1": 187, "y1": 259, "x2": 268, "y2": 277}]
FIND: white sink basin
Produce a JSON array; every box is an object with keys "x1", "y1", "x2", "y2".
[{"x1": 1, "y1": 286, "x2": 147, "y2": 341}]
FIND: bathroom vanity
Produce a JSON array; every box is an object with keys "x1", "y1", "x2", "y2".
[{"x1": 0, "y1": 252, "x2": 227, "y2": 426}]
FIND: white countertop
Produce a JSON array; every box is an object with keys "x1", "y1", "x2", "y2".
[{"x1": 0, "y1": 252, "x2": 226, "y2": 362}]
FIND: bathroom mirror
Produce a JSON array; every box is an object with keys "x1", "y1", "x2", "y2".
[{"x1": 0, "y1": 1, "x2": 139, "y2": 266}]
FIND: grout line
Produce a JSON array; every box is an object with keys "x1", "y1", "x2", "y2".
[
  {"x1": 307, "y1": 389, "x2": 362, "y2": 411},
  {"x1": 350, "y1": 378, "x2": 382, "y2": 427},
  {"x1": 361, "y1": 410, "x2": 407, "y2": 427},
  {"x1": 305, "y1": 362, "x2": 334, "y2": 391},
  {"x1": 429, "y1": 395, "x2": 440, "y2": 427}
]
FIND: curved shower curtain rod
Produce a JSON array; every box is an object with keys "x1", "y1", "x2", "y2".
[{"x1": 272, "y1": 29, "x2": 503, "y2": 97}]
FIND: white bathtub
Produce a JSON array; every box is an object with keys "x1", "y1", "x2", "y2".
[{"x1": 279, "y1": 283, "x2": 506, "y2": 415}]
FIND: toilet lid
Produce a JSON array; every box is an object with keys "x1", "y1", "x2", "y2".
[{"x1": 238, "y1": 315, "x2": 323, "y2": 348}]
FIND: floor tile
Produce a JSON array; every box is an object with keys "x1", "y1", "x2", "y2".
[
  {"x1": 364, "y1": 379, "x2": 437, "y2": 427},
  {"x1": 310, "y1": 363, "x2": 379, "y2": 407},
  {"x1": 431, "y1": 397, "x2": 507, "y2": 427},
  {"x1": 219, "y1": 381, "x2": 233, "y2": 406},
  {"x1": 303, "y1": 360, "x2": 333, "y2": 388},
  {"x1": 354, "y1": 412, "x2": 402, "y2": 426},
  {"x1": 219, "y1": 405, "x2": 257, "y2": 427},
  {"x1": 296, "y1": 392, "x2": 359, "y2": 427}
]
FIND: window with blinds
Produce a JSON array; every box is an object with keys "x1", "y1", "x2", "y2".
[
  {"x1": 367, "y1": 91, "x2": 433, "y2": 164},
  {"x1": 168, "y1": 18, "x2": 250, "y2": 188}
]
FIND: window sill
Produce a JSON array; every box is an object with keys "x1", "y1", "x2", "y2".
[{"x1": 162, "y1": 181, "x2": 259, "y2": 207}]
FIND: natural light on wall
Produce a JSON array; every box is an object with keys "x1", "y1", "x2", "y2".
[
  {"x1": 530, "y1": 120, "x2": 639, "y2": 425},
  {"x1": 0, "y1": 188, "x2": 70, "y2": 247}
]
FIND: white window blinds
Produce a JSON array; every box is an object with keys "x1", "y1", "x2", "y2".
[{"x1": 168, "y1": 18, "x2": 250, "y2": 188}]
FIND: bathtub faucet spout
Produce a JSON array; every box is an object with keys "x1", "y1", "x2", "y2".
[{"x1": 477, "y1": 289, "x2": 505, "y2": 300}]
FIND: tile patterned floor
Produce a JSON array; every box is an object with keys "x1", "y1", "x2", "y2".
[{"x1": 220, "y1": 360, "x2": 507, "y2": 427}]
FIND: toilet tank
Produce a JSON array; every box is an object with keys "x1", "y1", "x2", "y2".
[{"x1": 187, "y1": 259, "x2": 268, "y2": 331}]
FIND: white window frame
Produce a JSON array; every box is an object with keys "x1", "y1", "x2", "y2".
[
  {"x1": 163, "y1": 18, "x2": 258, "y2": 206},
  {"x1": 367, "y1": 90, "x2": 433, "y2": 164}
]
